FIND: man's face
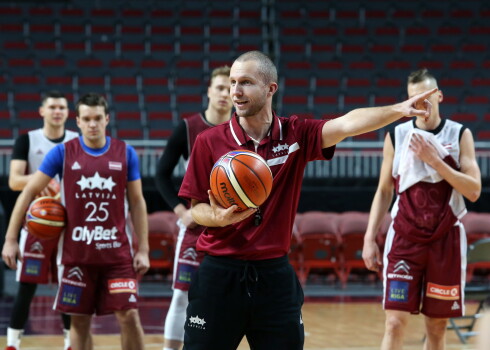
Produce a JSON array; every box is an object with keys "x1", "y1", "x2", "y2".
[
  {"x1": 40, "y1": 97, "x2": 69, "y2": 128},
  {"x1": 76, "y1": 105, "x2": 108, "y2": 143},
  {"x1": 229, "y1": 60, "x2": 269, "y2": 118},
  {"x1": 407, "y1": 79, "x2": 442, "y2": 120},
  {"x1": 207, "y1": 74, "x2": 233, "y2": 113}
]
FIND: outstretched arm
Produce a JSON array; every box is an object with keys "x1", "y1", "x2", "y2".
[
  {"x1": 362, "y1": 133, "x2": 395, "y2": 272},
  {"x1": 322, "y1": 88, "x2": 437, "y2": 148}
]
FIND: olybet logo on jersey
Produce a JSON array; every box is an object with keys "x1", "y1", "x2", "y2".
[{"x1": 70, "y1": 171, "x2": 121, "y2": 249}]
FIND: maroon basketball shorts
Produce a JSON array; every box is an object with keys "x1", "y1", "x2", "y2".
[
  {"x1": 18, "y1": 227, "x2": 59, "y2": 284},
  {"x1": 382, "y1": 222, "x2": 466, "y2": 318},
  {"x1": 172, "y1": 221, "x2": 205, "y2": 291},
  {"x1": 55, "y1": 262, "x2": 139, "y2": 315}
]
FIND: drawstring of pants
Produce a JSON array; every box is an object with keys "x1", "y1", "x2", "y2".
[{"x1": 240, "y1": 262, "x2": 259, "y2": 297}]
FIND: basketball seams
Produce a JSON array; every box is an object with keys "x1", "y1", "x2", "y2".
[
  {"x1": 209, "y1": 149, "x2": 273, "y2": 212},
  {"x1": 212, "y1": 165, "x2": 230, "y2": 208},
  {"x1": 230, "y1": 157, "x2": 268, "y2": 206},
  {"x1": 26, "y1": 215, "x2": 65, "y2": 227},
  {"x1": 225, "y1": 159, "x2": 257, "y2": 208},
  {"x1": 26, "y1": 196, "x2": 66, "y2": 239}
]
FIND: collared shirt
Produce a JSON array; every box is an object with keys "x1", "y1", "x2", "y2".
[{"x1": 179, "y1": 112, "x2": 335, "y2": 260}]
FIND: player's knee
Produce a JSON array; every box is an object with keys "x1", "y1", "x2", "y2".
[
  {"x1": 385, "y1": 314, "x2": 408, "y2": 335},
  {"x1": 172, "y1": 289, "x2": 189, "y2": 309},
  {"x1": 425, "y1": 318, "x2": 448, "y2": 338},
  {"x1": 115, "y1": 309, "x2": 141, "y2": 328},
  {"x1": 70, "y1": 315, "x2": 91, "y2": 333}
]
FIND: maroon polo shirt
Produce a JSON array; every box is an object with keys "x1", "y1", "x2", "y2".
[{"x1": 179, "y1": 112, "x2": 335, "y2": 260}]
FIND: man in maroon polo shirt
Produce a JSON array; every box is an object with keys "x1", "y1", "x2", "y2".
[{"x1": 179, "y1": 50, "x2": 437, "y2": 350}]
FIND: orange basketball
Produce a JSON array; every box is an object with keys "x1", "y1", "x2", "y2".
[
  {"x1": 210, "y1": 150, "x2": 273, "y2": 212},
  {"x1": 26, "y1": 196, "x2": 66, "y2": 240}
]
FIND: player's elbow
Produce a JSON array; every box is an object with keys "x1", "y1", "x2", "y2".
[
  {"x1": 466, "y1": 190, "x2": 481, "y2": 203},
  {"x1": 8, "y1": 179, "x2": 22, "y2": 191}
]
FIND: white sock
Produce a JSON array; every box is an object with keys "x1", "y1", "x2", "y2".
[
  {"x1": 6, "y1": 327, "x2": 22, "y2": 348},
  {"x1": 63, "y1": 329, "x2": 71, "y2": 350}
]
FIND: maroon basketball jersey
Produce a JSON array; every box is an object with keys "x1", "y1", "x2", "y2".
[
  {"x1": 184, "y1": 113, "x2": 214, "y2": 158},
  {"x1": 391, "y1": 119, "x2": 466, "y2": 243},
  {"x1": 60, "y1": 138, "x2": 133, "y2": 265},
  {"x1": 184, "y1": 113, "x2": 218, "y2": 236}
]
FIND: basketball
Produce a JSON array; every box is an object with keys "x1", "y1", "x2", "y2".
[
  {"x1": 25, "y1": 196, "x2": 66, "y2": 240},
  {"x1": 210, "y1": 150, "x2": 273, "y2": 212}
]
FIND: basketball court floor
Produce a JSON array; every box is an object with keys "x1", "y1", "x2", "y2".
[{"x1": 0, "y1": 270, "x2": 480, "y2": 349}]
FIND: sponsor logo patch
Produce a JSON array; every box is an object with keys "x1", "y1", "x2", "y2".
[
  {"x1": 60, "y1": 284, "x2": 82, "y2": 306},
  {"x1": 182, "y1": 247, "x2": 198, "y2": 261},
  {"x1": 67, "y1": 266, "x2": 83, "y2": 281},
  {"x1": 388, "y1": 280, "x2": 409, "y2": 302},
  {"x1": 29, "y1": 241, "x2": 44, "y2": 253},
  {"x1": 108, "y1": 278, "x2": 137, "y2": 294},
  {"x1": 426, "y1": 283, "x2": 460, "y2": 300},
  {"x1": 24, "y1": 259, "x2": 41, "y2": 276},
  {"x1": 177, "y1": 264, "x2": 198, "y2": 284},
  {"x1": 451, "y1": 301, "x2": 460, "y2": 310}
]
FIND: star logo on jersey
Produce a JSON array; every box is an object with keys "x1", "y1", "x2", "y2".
[
  {"x1": 76, "y1": 172, "x2": 116, "y2": 191},
  {"x1": 272, "y1": 143, "x2": 289, "y2": 153}
]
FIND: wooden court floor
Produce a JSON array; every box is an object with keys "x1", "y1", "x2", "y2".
[{"x1": 0, "y1": 302, "x2": 479, "y2": 350}]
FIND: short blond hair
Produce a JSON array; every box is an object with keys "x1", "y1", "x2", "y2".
[
  {"x1": 210, "y1": 65, "x2": 231, "y2": 84},
  {"x1": 234, "y1": 51, "x2": 278, "y2": 84},
  {"x1": 408, "y1": 68, "x2": 438, "y2": 87}
]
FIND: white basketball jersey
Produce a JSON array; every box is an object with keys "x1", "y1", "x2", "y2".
[
  {"x1": 27, "y1": 129, "x2": 79, "y2": 175},
  {"x1": 392, "y1": 119, "x2": 463, "y2": 178}
]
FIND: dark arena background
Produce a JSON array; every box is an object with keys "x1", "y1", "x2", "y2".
[{"x1": 0, "y1": 0, "x2": 489, "y2": 348}]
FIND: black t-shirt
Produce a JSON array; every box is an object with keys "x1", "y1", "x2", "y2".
[{"x1": 11, "y1": 132, "x2": 67, "y2": 161}]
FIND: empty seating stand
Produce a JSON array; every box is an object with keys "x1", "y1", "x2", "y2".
[{"x1": 0, "y1": 0, "x2": 488, "y2": 153}]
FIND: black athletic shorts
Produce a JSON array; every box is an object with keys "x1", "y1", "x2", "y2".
[{"x1": 183, "y1": 254, "x2": 305, "y2": 350}]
